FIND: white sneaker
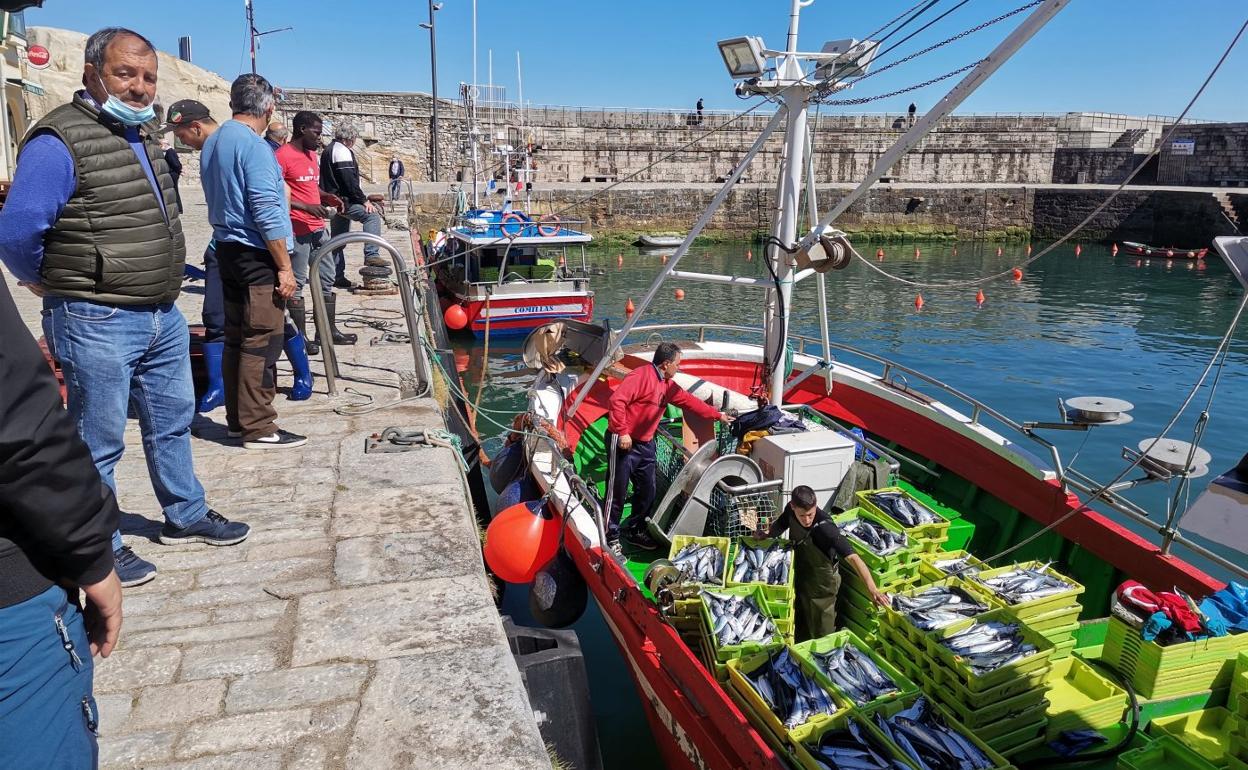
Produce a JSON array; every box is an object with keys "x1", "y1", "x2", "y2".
[{"x1": 243, "y1": 429, "x2": 308, "y2": 450}]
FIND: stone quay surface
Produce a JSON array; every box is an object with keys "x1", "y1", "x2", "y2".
[{"x1": 7, "y1": 187, "x2": 549, "y2": 770}]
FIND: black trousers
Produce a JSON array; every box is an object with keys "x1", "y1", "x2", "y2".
[{"x1": 607, "y1": 434, "x2": 656, "y2": 538}]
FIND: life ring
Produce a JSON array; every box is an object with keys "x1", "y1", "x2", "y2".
[
  {"x1": 537, "y1": 215, "x2": 560, "y2": 237},
  {"x1": 500, "y1": 211, "x2": 525, "y2": 238}
]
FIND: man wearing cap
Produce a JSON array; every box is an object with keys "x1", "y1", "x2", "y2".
[
  {"x1": 163, "y1": 99, "x2": 229, "y2": 411},
  {"x1": 0, "y1": 28, "x2": 250, "y2": 588}
]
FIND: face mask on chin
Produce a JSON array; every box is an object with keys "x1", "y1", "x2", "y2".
[{"x1": 96, "y1": 74, "x2": 155, "y2": 127}]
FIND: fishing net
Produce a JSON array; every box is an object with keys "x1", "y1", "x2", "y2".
[{"x1": 653, "y1": 430, "x2": 688, "y2": 508}]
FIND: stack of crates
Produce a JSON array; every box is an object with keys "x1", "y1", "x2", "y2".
[
  {"x1": 698, "y1": 584, "x2": 785, "y2": 681},
  {"x1": 878, "y1": 578, "x2": 995, "y2": 685},
  {"x1": 1101, "y1": 616, "x2": 1248, "y2": 700},
  {"x1": 857, "y1": 487, "x2": 952, "y2": 554},
  {"x1": 916, "y1": 549, "x2": 989, "y2": 584},
  {"x1": 664, "y1": 535, "x2": 730, "y2": 640},
  {"x1": 791, "y1": 631, "x2": 919, "y2": 714},
  {"x1": 1042, "y1": 655, "x2": 1129, "y2": 738},
  {"x1": 724, "y1": 646, "x2": 850, "y2": 751},
  {"x1": 1117, "y1": 735, "x2": 1222, "y2": 770},
  {"x1": 971, "y1": 561, "x2": 1085, "y2": 660},
  {"x1": 727, "y1": 536, "x2": 796, "y2": 642},
  {"x1": 1148, "y1": 707, "x2": 1239, "y2": 767},
  {"x1": 832, "y1": 507, "x2": 920, "y2": 642},
  {"x1": 878, "y1": 606, "x2": 1055, "y2": 758},
  {"x1": 1228, "y1": 653, "x2": 1248, "y2": 770}
]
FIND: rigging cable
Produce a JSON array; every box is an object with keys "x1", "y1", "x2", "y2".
[{"x1": 846, "y1": 13, "x2": 1248, "y2": 290}]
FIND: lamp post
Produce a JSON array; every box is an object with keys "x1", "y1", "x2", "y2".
[{"x1": 419, "y1": 1, "x2": 442, "y2": 182}]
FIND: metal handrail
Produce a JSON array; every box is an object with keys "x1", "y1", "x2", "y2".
[{"x1": 308, "y1": 232, "x2": 431, "y2": 397}]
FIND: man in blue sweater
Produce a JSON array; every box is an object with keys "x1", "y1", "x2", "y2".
[
  {"x1": 0, "y1": 27, "x2": 249, "y2": 587},
  {"x1": 200, "y1": 73, "x2": 305, "y2": 450}
]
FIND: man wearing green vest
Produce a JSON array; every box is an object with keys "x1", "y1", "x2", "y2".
[{"x1": 0, "y1": 27, "x2": 249, "y2": 588}]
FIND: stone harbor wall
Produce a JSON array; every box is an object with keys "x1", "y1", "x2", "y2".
[{"x1": 1155, "y1": 123, "x2": 1248, "y2": 187}]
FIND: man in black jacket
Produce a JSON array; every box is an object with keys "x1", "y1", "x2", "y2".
[
  {"x1": 0, "y1": 272, "x2": 123, "y2": 766},
  {"x1": 387, "y1": 156, "x2": 405, "y2": 201},
  {"x1": 320, "y1": 121, "x2": 382, "y2": 289}
]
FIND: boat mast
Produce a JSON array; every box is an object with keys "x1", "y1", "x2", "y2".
[
  {"x1": 764, "y1": 0, "x2": 815, "y2": 405},
  {"x1": 470, "y1": 0, "x2": 480, "y2": 208}
]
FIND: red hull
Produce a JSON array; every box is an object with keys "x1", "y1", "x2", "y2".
[
  {"x1": 454, "y1": 293, "x2": 594, "y2": 335},
  {"x1": 541, "y1": 349, "x2": 1224, "y2": 770}
]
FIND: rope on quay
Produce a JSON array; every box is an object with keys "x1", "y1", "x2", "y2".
[{"x1": 848, "y1": 13, "x2": 1248, "y2": 291}]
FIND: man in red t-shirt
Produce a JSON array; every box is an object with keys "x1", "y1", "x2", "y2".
[
  {"x1": 275, "y1": 110, "x2": 355, "y2": 354},
  {"x1": 606, "y1": 342, "x2": 732, "y2": 552}
]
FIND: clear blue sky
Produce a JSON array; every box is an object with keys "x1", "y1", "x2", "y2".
[{"x1": 26, "y1": 1, "x2": 1248, "y2": 119}]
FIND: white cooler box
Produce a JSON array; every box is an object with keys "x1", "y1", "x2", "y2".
[{"x1": 750, "y1": 429, "x2": 856, "y2": 510}]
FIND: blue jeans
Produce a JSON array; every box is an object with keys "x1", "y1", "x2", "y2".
[
  {"x1": 607, "y1": 435, "x2": 657, "y2": 538},
  {"x1": 0, "y1": 586, "x2": 97, "y2": 769},
  {"x1": 46, "y1": 297, "x2": 209, "y2": 551},
  {"x1": 292, "y1": 229, "x2": 334, "y2": 296},
  {"x1": 329, "y1": 202, "x2": 382, "y2": 279},
  {"x1": 388, "y1": 178, "x2": 403, "y2": 200}
]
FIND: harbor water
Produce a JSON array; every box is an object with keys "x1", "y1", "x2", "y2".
[{"x1": 464, "y1": 240, "x2": 1248, "y2": 769}]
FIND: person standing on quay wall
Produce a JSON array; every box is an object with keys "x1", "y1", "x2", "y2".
[
  {"x1": 320, "y1": 121, "x2": 381, "y2": 290},
  {"x1": 200, "y1": 73, "x2": 306, "y2": 450},
  {"x1": 388, "y1": 155, "x2": 405, "y2": 201},
  {"x1": 0, "y1": 27, "x2": 250, "y2": 588},
  {"x1": 0, "y1": 271, "x2": 123, "y2": 769}
]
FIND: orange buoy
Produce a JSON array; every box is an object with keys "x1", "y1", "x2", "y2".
[
  {"x1": 996, "y1": 246, "x2": 1003, "y2": 257},
  {"x1": 674, "y1": 288, "x2": 685, "y2": 300},
  {"x1": 914, "y1": 247, "x2": 921, "y2": 259},
  {"x1": 746, "y1": 248, "x2": 753, "y2": 260},
  {"x1": 1026, "y1": 243, "x2": 1033, "y2": 256},
  {"x1": 914, "y1": 294, "x2": 924, "y2": 310},
  {"x1": 483, "y1": 501, "x2": 561, "y2": 584},
  {"x1": 976, "y1": 289, "x2": 986, "y2": 306},
  {"x1": 952, "y1": 246, "x2": 958, "y2": 257},
  {"x1": 1112, "y1": 243, "x2": 1119, "y2": 256},
  {"x1": 444, "y1": 304, "x2": 468, "y2": 330},
  {"x1": 1075, "y1": 244, "x2": 1082, "y2": 257},
  {"x1": 559, "y1": 254, "x2": 566, "y2": 267},
  {"x1": 1012, "y1": 268, "x2": 1023, "y2": 281},
  {"x1": 877, "y1": 248, "x2": 885, "y2": 259},
  {"x1": 660, "y1": 253, "x2": 668, "y2": 263},
  {"x1": 1166, "y1": 249, "x2": 1174, "y2": 258},
  {"x1": 625, "y1": 297, "x2": 635, "y2": 315},
  {"x1": 616, "y1": 253, "x2": 623, "y2": 267}
]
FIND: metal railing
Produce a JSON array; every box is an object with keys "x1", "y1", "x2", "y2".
[
  {"x1": 615, "y1": 321, "x2": 1248, "y2": 581},
  {"x1": 308, "y1": 232, "x2": 431, "y2": 397}
]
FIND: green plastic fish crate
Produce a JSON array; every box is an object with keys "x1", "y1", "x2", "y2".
[
  {"x1": 1025, "y1": 605, "x2": 1084, "y2": 634},
  {"x1": 857, "y1": 487, "x2": 952, "y2": 554},
  {"x1": 1117, "y1": 735, "x2": 1221, "y2": 770},
  {"x1": 882, "y1": 578, "x2": 999, "y2": 646},
  {"x1": 924, "y1": 609, "x2": 1056, "y2": 692},
  {"x1": 917, "y1": 549, "x2": 990, "y2": 584},
  {"x1": 726, "y1": 647, "x2": 850, "y2": 747},
  {"x1": 931, "y1": 681, "x2": 1049, "y2": 730},
  {"x1": 945, "y1": 517, "x2": 977, "y2": 552},
  {"x1": 1238, "y1": 692, "x2": 1248, "y2": 720},
  {"x1": 1148, "y1": 708, "x2": 1237, "y2": 766},
  {"x1": 700, "y1": 585, "x2": 785, "y2": 663},
  {"x1": 668, "y1": 535, "x2": 731, "y2": 587},
  {"x1": 842, "y1": 560, "x2": 923, "y2": 594},
  {"x1": 792, "y1": 630, "x2": 920, "y2": 713},
  {"x1": 790, "y1": 709, "x2": 922, "y2": 770},
  {"x1": 1232, "y1": 653, "x2": 1248, "y2": 710},
  {"x1": 727, "y1": 536, "x2": 797, "y2": 604},
  {"x1": 831, "y1": 507, "x2": 918, "y2": 571},
  {"x1": 840, "y1": 614, "x2": 879, "y2": 646},
  {"x1": 1102, "y1": 617, "x2": 1245, "y2": 699},
  {"x1": 860, "y1": 694, "x2": 1017, "y2": 769},
  {"x1": 971, "y1": 561, "x2": 1086, "y2": 621},
  {"x1": 984, "y1": 716, "x2": 1048, "y2": 757},
  {"x1": 1233, "y1": 733, "x2": 1248, "y2": 762},
  {"x1": 878, "y1": 623, "x2": 933, "y2": 680},
  {"x1": 1044, "y1": 656, "x2": 1129, "y2": 737}
]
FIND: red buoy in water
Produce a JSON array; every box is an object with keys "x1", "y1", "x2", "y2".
[
  {"x1": 1012, "y1": 267, "x2": 1023, "y2": 281},
  {"x1": 746, "y1": 248, "x2": 753, "y2": 260},
  {"x1": 1075, "y1": 244, "x2": 1082, "y2": 257},
  {"x1": 444, "y1": 304, "x2": 468, "y2": 330},
  {"x1": 1166, "y1": 249, "x2": 1174, "y2": 258},
  {"x1": 914, "y1": 294, "x2": 924, "y2": 310},
  {"x1": 976, "y1": 289, "x2": 986, "y2": 306},
  {"x1": 616, "y1": 253, "x2": 623, "y2": 267},
  {"x1": 877, "y1": 248, "x2": 885, "y2": 259},
  {"x1": 914, "y1": 247, "x2": 921, "y2": 259},
  {"x1": 625, "y1": 297, "x2": 635, "y2": 315},
  {"x1": 674, "y1": 289, "x2": 685, "y2": 300},
  {"x1": 996, "y1": 246, "x2": 1003, "y2": 257},
  {"x1": 1112, "y1": 243, "x2": 1119, "y2": 256},
  {"x1": 483, "y1": 501, "x2": 561, "y2": 583}
]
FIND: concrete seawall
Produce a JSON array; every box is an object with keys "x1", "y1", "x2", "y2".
[{"x1": 404, "y1": 182, "x2": 1246, "y2": 244}]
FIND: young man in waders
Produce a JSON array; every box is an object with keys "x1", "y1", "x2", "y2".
[{"x1": 767, "y1": 485, "x2": 890, "y2": 641}]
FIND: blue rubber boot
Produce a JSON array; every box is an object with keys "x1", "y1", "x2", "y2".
[
  {"x1": 197, "y1": 341, "x2": 225, "y2": 412},
  {"x1": 284, "y1": 323, "x2": 313, "y2": 401}
]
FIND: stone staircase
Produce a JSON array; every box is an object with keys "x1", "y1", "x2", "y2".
[
  {"x1": 1213, "y1": 192, "x2": 1244, "y2": 233},
  {"x1": 1111, "y1": 128, "x2": 1150, "y2": 149}
]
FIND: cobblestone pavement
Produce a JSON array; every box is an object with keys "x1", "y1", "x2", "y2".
[{"x1": 8, "y1": 188, "x2": 549, "y2": 769}]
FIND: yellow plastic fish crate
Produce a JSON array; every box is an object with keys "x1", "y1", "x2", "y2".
[
  {"x1": 1102, "y1": 617, "x2": 1245, "y2": 699},
  {"x1": 727, "y1": 536, "x2": 797, "y2": 604},
  {"x1": 917, "y1": 549, "x2": 990, "y2": 584},
  {"x1": 987, "y1": 723, "x2": 1048, "y2": 759},
  {"x1": 668, "y1": 535, "x2": 731, "y2": 587},
  {"x1": 858, "y1": 487, "x2": 952, "y2": 553},
  {"x1": 792, "y1": 630, "x2": 919, "y2": 712},
  {"x1": 931, "y1": 681, "x2": 1049, "y2": 730},
  {"x1": 790, "y1": 710, "x2": 924, "y2": 770},
  {"x1": 1117, "y1": 735, "x2": 1222, "y2": 770},
  {"x1": 858, "y1": 695, "x2": 1018, "y2": 769},
  {"x1": 1148, "y1": 707, "x2": 1237, "y2": 766},
  {"x1": 1044, "y1": 656, "x2": 1129, "y2": 737},
  {"x1": 882, "y1": 578, "x2": 999, "y2": 646},
  {"x1": 925, "y1": 609, "x2": 1056, "y2": 692},
  {"x1": 1232, "y1": 652, "x2": 1248, "y2": 710},
  {"x1": 831, "y1": 507, "x2": 918, "y2": 571},
  {"x1": 700, "y1": 585, "x2": 785, "y2": 663},
  {"x1": 971, "y1": 561, "x2": 1085, "y2": 621},
  {"x1": 726, "y1": 647, "x2": 850, "y2": 747},
  {"x1": 1238, "y1": 692, "x2": 1248, "y2": 720},
  {"x1": 841, "y1": 560, "x2": 922, "y2": 593}
]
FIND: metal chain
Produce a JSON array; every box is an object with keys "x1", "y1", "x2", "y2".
[{"x1": 817, "y1": 60, "x2": 984, "y2": 106}]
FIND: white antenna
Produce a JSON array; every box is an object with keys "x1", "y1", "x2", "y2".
[{"x1": 516, "y1": 50, "x2": 525, "y2": 130}]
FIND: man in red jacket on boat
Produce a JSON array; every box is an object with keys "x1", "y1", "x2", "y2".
[{"x1": 607, "y1": 343, "x2": 732, "y2": 553}]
